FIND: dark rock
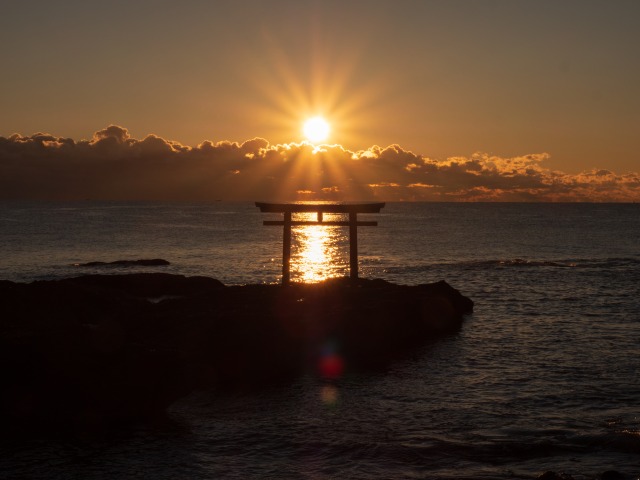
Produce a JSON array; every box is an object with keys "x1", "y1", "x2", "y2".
[
  {"x1": 0, "y1": 273, "x2": 472, "y2": 432},
  {"x1": 66, "y1": 272, "x2": 224, "y2": 297},
  {"x1": 600, "y1": 471, "x2": 627, "y2": 480},
  {"x1": 75, "y1": 258, "x2": 170, "y2": 267}
]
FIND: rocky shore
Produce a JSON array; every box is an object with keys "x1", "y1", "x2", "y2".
[{"x1": 0, "y1": 272, "x2": 473, "y2": 432}]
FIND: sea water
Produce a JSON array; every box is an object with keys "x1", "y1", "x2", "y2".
[{"x1": 0, "y1": 202, "x2": 638, "y2": 479}]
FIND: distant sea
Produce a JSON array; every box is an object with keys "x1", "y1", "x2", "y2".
[{"x1": 1, "y1": 202, "x2": 639, "y2": 479}]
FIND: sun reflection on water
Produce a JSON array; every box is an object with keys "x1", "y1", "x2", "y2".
[{"x1": 291, "y1": 212, "x2": 347, "y2": 283}]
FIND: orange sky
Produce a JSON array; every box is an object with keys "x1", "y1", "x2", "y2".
[{"x1": 1, "y1": 1, "x2": 639, "y2": 201}]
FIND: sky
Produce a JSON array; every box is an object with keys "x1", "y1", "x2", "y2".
[{"x1": 1, "y1": 0, "x2": 639, "y2": 201}]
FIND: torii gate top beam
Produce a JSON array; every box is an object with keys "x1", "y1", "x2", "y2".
[{"x1": 255, "y1": 202, "x2": 385, "y2": 214}]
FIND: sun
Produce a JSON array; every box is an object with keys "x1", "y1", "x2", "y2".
[{"x1": 303, "y1": 116, "x2": 330, "y2": 143}]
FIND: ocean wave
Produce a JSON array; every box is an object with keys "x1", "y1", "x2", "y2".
[{"x1": 382, "y1": 257, "x2": 640, "y2": 274}]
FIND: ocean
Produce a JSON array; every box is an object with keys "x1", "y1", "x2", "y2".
[{"x1": 0, "y1": 202, "x2": 638, "y2": 479}]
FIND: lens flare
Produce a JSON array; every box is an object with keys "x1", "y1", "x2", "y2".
[
  {"x1": 320, "y1": 384, "x2": 339, "y2": 406},
  {"x1": 318, "y1": 341, "x2": 345, "y2": 380}
]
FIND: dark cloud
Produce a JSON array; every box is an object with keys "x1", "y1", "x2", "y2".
[{"x1": 1, "y1": 125, "x2": 638, "y2": 202}]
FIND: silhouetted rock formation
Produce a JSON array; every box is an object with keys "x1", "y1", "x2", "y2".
[
  {"x1": 0, "y1": 273, "x2": 472, "y2": 432},
  {"x1": 75, "y1": 258, "x2": 170, "y2": 267}
]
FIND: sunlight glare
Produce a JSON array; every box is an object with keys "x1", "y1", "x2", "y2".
[
  {"x1": 303, "y1": 117, "x2": 330, "y2": 143},
  {"x1": 292, "y1": 212, "x2": 345, "y2": 283}
]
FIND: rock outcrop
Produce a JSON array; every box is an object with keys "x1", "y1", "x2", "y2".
[
  {"x1": 74, "y1": 258, "x2": 171, "y2": 267},
  {"x1": 0, "y1": 273, "x2": 473, "y2": 432}
]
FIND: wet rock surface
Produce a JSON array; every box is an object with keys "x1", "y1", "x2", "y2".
[{"x1": 0, "y1": 273, "x2": 472, "y2": 432}]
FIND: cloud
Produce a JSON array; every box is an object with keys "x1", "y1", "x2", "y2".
[
  {"x1": 1, "y1": 125, "x2": 638, "y2": 202},
  {"x1": 93, "y1": 125, "x2": 131, "y2": 143}
]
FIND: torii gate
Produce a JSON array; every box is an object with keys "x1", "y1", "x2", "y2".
[{"x1": 255, "y1": 202, "x2": 385, "y2": 285}]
